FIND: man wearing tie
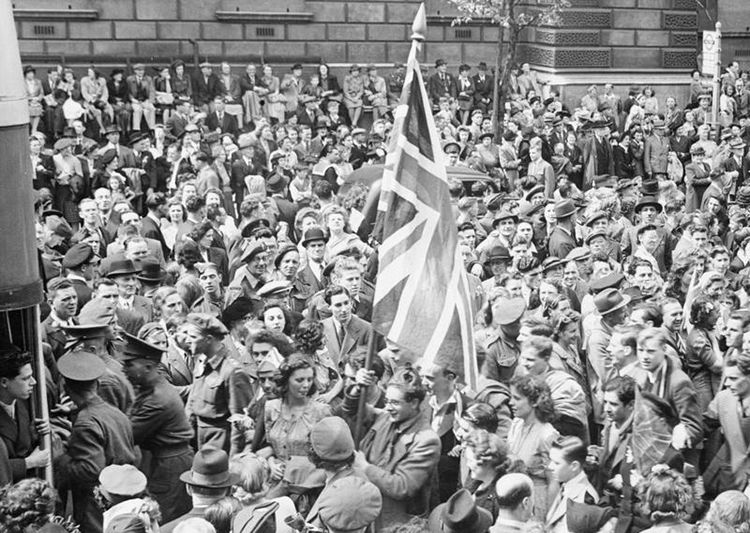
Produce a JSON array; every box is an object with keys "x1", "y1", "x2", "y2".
[
  {"x1": 42, "y1": 278, "x2": 79, "y2": 360},
  {"x1": 206, "y1": 95, "x2": 239, "y2": 138},
  {"x1": 545, "y1": 436, "x2": 598, "y2": 533},
  {"x1": 126, "y1": 64, "x2": 156, "y2": 132},
  {"x1": 472, "y1": 62, "x2": 493, "y2": 114},
  {"x1": 298, "y1": 227, "x2": 328, "y2": 294},
  {"x1": 321, "y1": 285, "x2": 371, "y2": 368},
  {"x1": 427, "y1": 59, "x2": 457, "y2": 111}
]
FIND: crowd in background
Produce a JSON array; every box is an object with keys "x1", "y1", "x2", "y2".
[{"x1": 4, "y1": 55, "x2": 750, "y2": 533}]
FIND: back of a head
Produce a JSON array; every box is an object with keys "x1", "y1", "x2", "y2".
[{"x1": 495, "y1": 473, "x2": 534, "y2": 510}]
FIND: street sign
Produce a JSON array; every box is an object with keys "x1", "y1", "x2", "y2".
[{"x1": 702, "y1": 30, "x2": 720, "y2": 76}]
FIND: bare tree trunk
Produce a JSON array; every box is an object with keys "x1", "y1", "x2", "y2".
[{"x1": 491, "y1": 20, "x2": 504, "y2": 136}]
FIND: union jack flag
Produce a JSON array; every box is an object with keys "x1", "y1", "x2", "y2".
[{"x1": 371, "y1": 28, "x2": 478, "y2": 389}]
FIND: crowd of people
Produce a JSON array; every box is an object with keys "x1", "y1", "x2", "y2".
[{"x1": 5, "y1": 54, "x2": 750, "y2": 533}]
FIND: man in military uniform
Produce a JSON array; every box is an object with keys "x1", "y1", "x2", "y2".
[
  {"x1": 120, "y1": 332, "x2": 194, "y2": 523},
  {"x1": 184, "y1": 313, "x2": 253, "y2": 454},
  {"x1": 63, "y1": 314, "x2": 134, "y2": 413},
  {"x1": 55, "y1": 348, "x2": 136, "y2": 533}
]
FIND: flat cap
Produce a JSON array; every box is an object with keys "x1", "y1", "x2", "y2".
[{"x1": 57, "y1": 348, "x2": 107, "y2": 381}]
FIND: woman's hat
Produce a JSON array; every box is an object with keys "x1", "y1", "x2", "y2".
[
  {"x1": 524, "y1": 184, "x2": 545, "y2": 202},
  {"x1": 179, "y1": 446, "x2": 240, "y2": 488},
  {"x1": 428, "y1": 489, "x2": 493, "y2": 533}
]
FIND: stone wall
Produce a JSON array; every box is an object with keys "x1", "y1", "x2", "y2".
[{"x1": 15, "y1": 0, "x2": 697, "y2": 71}]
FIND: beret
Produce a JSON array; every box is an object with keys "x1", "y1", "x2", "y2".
[{"x1": 187, "y1": 313, "x2": 229, "y2": 337}]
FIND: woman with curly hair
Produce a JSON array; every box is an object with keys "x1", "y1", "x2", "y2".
[
  {"x1": 638, "y1": 465, "x2": 694, "y2": 533},
  {"x1": 694, "y1": 490, "x2": 750, "y2": 533},
  {"x1": 463, "y1": 429, "x2": 524, "y2": 520},
  {"x1": 507, "y1": 374, "x2": 559, "y2": 521},
  {"x1": 322, "y1": 205, "x2": 372, "y2": 262},
  {"x1": 262, "y1": 300, "x2": 294, "y2": 338},
  {"x1": 256, "y1": 354, "x2": 331, "y2": 488},
  {"x1": 294, "y1": 318, "x2": 342, "y2": 403},
  {"x1": 0, "y1": 478, "x2": 78, "y2": 533},
  {"x1": 686, "y1": 295, "x2": 723, "y2": 411},
  {"x1": 187, "y1": 220, "x2": 229, "y2": 283}
]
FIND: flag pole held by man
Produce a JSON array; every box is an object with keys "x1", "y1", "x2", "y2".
[{"x1": 370, "y1": 3, "x2": 478, "y2": 390}]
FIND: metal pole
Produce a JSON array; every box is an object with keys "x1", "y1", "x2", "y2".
[
  {"x1": 711, "y1": 21, "x2": 722, "y2": 139},
  {"x1": 33, "y1": 306, "x2": 53, "y2": 484}
]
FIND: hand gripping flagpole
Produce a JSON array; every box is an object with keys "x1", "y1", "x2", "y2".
[{"x1": 353, "y1": 3, "x2": 427, "y2": 448}]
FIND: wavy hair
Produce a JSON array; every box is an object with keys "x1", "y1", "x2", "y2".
[
  {"x1": 510, "y1": 374, "x2": 557, "y2": 423},
  {"x1": 638, "y1": 465, "x2": 694, "y2": 523}
]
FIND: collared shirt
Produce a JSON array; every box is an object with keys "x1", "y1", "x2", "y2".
[
  {"x1": 49, "y1": 311, "x2": 74, "y2": 329},
  {"x1": 118, "y1": 296, "x2": 134, "y2": 310},
  {"x1": 0, "y1": 400, "x2": 15, "y2": 421},
  {"x1": 428, "y1": 389, "x2": 463, "y2": 435}
]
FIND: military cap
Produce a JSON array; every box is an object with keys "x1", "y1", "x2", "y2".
[
  {"x1": 62, "y1": 243, "x2": 96, "y2": 269},
  {"x1": 585, "y1": 229, "x2": 609, "y2": 245},
  {"x1": 565, "y1": 247, "x2": 592, "y2": 263},
  {"x1": 187, "y1": 313, "x2": 229, "y2": 337},
  {"x1": 240, "y1": 241, "x2": 268, "y2": 264},
  {"x1": 119, "y1": 331, "x2": 164, "y2": 363},
  {"x1": 78, "y1": 297, "x2": 117, "y2": 326},
  {"x1": 589, "y1": 272, "x2": 625, "y2": 293},
  {"x1": 317, "y1": 477, "x2": 382, "y2": 531},
  {"x1": 57, "y1": 348, "x2": 106, "y2": 381},
  {"x1": 62, "y1": 323, "x2": 109, "y2": 340}
]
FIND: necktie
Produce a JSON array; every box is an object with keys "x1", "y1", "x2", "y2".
[
  {"x1": 218, "y1": 112, "x2": 223, "y2": 122},
  {"x1": 336, "y1": 323, "x2": 345, "y2": 348}
]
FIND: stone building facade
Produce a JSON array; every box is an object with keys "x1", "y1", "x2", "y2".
[{"x1": 14, "y1": 0, "x2": 703, "y2": 104}]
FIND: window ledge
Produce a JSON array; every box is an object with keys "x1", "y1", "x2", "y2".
[
  {"x1": 215, "y1": 11, "x2": 314, "y2": 23},
  {"x1": 13, "y1": 8, "x2": 99, "y2": 20}
]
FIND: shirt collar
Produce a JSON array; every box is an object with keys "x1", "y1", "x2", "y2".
[{"x1": 0, "y1": 400, "x2": 15, "y2": 420}]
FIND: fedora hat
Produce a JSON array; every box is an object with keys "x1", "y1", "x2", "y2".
[
  {"x1": 585, "y1": 210, "x2": 609, "y2": 227},
  {"x1": 301, "y1": 227, "x2": 328, "y2": 247},
  {"x1": 179, "y1": 446, "x2": 240, "y2": 488},
  {"x1": 634, "y1": 196, "x2": 662, "y2": 214},
  {"x1": 106, "y1": 258, "x2": 140, "y2": 278},
  {"x1": 594, "y1": 288, "x2": 631, "y2": 316},
  {"x1": 554, "y1": 199, "x2": 576, "y2": 219},
  {"x1": 135, "y1": 257, "x2": 166, "y2": 282},
  {"x1": 492, "y1": 209, "x2": 518, "y2": 227},
  {"x1": 729, "y1": 137, "x2": 747, "y2": 150},
  {"x1": 428, "y1": 489, "x2": 493, "y2": 533}
]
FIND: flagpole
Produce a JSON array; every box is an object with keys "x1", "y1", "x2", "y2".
[{"x1": 353, "y1": 3, "x2": 427, "y2": 448}]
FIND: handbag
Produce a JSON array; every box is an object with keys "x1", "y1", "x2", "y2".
[{"x1": 155, "y1": 91, "x2": 174, "y2": 105}]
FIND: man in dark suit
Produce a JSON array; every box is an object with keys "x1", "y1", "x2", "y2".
[
  {"x1": 160, "y1": 447, "x2": 237, "y2": 533},
  {"x1": 205, "y1": 95, "x2": 239, "y2": 138},
  {"x1": 472, "y1": 62, "x2": 494, "y2": 114},
  {"x1": 296, "y1": 95, "x2": 322, "y2": 128},
  {"x1": 298, "y1": 227, "x2": 328, "y2": 295},
  {"x1": 591, "y1": 376, "x2": 635, "y2": 493},
  {"x1": 582, "y1": 120, "x2": 614, "y2": 190},
  {"x1": 267, "y1": 173, "x2": 298, "y2": 227},
  {"x1": 349, "y1": 128, "x2": 369, "y2": 170},
  {"x1": 62, "y1": 243, "x2": 96, "y2": 312},
  {"x1": 166, "y1": 97, "x2": 193, "y2": 139},
  {"x1": 106, "y1": 258, "x2": 154, "y2": 325},
  {"x1": 42, "y1": 278, "x2": 78, "y2": 360},
  {"x1": 141, "y1": 193, "x2": 170, "y2": 259},
  {"x1": 98, "y1": 125, "x2": 137, "y2": 168},
  {"x1": 721, "y1": 138, "x2": 750, "y2": 195},
  {"x1": 0, "y1": 347, "x2": 49, "y2": 485},
  {"x1": 426, "y1": 59, "x2": 458, "y2": 110},
  {"x1": 192, "y1": 62, "x2": 224, "y2": 111},
  {"x1": 548, "y1": 199, "x2": 578, "y2": 259},
  {"x1": 231, "y1": 137, "x2": 261, "y2": 213},
  {"x1": 321, "y1": 285, "x2": 372, "y2": 367}
]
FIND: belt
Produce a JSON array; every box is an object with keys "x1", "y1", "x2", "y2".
[{"x1": 197, "y1": 416, "x2": 231, "y2": 428}]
